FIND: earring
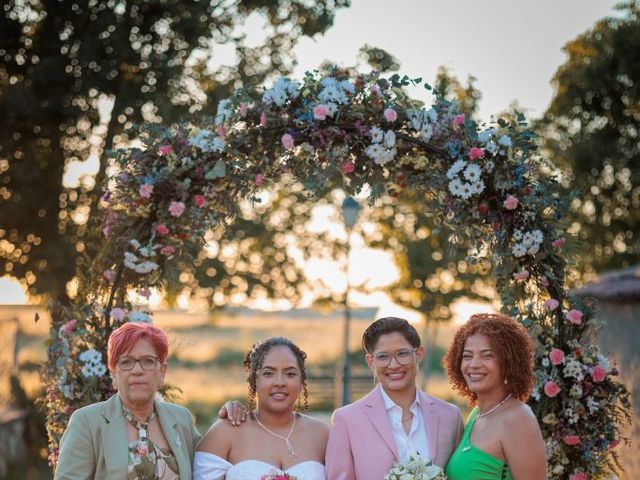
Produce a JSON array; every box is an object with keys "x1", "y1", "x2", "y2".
[{"x1": 504, "y1": 378, "x2": 508, "y2": 385}]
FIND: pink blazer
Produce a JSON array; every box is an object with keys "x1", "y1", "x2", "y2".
[{"x1": 325, "y1": 387, "x2": 464, "y2": 480}]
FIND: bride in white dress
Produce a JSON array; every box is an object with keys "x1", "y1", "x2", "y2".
[{"x1": 193, "y1": 337, "x2": 329, "y2": 480}]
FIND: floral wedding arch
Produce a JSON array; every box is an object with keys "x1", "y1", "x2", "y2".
[{"x1": 43, "y1": 71, "x2": 630, "y2": 478}]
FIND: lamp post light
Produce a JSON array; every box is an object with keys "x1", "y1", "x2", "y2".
[{"x1": 340, "y1": 196, "x2": 361, "y2": 406}]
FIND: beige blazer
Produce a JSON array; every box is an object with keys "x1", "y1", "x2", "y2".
[{"x1": 54, "y1": 394, "x2": 201, "y2": 480}]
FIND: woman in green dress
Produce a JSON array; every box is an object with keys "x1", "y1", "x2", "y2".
[{"x1": 443, "y1": 313, "x2": 546, "y2": 480}]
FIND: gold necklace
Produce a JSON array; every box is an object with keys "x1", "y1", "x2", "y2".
[{"x1": 254, "y1": 411, "x2": 297, "y2": 457}]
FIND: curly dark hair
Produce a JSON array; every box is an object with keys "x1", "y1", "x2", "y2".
[
  {"x1": 243, "y1": 336, "x2": 308, "y2": 411},
  {"x1": 362, "y1": 317, "x2": 421, "y2": 353},
  {"x1": 443, "y1": 313, "x2": 534, "y2": 404}
]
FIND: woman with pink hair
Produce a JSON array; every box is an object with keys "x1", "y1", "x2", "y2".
[{"x1": 54, "y1": 322, "x2": 201, "y2": 480}]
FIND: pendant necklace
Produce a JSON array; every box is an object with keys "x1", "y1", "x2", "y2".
[
  {"x1": 477, "y1": 393, "x2": 512, "y2": 419},
  {"x1": 254, "y1": 411, "x2": 297, "y2": 457}
]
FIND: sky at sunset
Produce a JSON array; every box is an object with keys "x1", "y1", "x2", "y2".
[{"x1": 0, "y1": 0, "x2": 620, "y2": 310}]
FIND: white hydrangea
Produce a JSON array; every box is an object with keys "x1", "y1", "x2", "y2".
[
  {"x1": 365, "y1": 127, "x2": 397, "y2": 165},
  {"x1": 124, "y1": 251, "x2": 159, "y2": 274},
  {"x1": 262, "y1": 78, "x2": 300, "y2": 106},
  {"x1": 586, "y1": 397, "x2": 600, "y2": 414},
  {"x1": 128, "y1": 311, "x2": 153, "y2": 324},
  {"x1": 569, "y1": 384, "x2": 583, "y2": 398},
  {"x1": 446, "y1": 160, "x2": 484, "y2": 200},
  {"x1": 511, "y1": 229, "x2": 544, "y2": 258},
  {"x1": 478, "y1": 128, "x2": 496, "y2": 143},
  {"x1": 79, "y1": 349, "x2": 107, "y2": 378},
  {"x1": 407, "y1": 108, "x2": 438, "y2": 142},
  {"x1": 214, "y1": 98, "x2": 233, "y2": 125},
  {"x1": 498, "y1": 134, "x2": 513, "y2": 147},
  {"x1": 189, "y1": 129, "x2": 226, "y2": 153},
  {"x1": 370, "y1": 126, "x2": 384, "y2": 143},
  {"x1": 485, "y1": 140, "x2": 498, "y2": 154},
  {"x1": 463, "y1": 163, "x2": 482, "y2": 183},
  {"x1": 564, "y1": 358, "x2": 585, "y2": 381},
  {"x1": 447, "y1": 160, "x2": 467, "y2": 179},
  {"x1": 383, "y1": 130, "x2": 396, "y2": 148}
]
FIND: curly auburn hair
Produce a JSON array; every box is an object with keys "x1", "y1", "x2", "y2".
[
  {"x1": 243, "y1": 336, "x2": 309, "y2": 411},
  {"x1": 443, "y1": 313, "x2": 534, "y2": 404}
]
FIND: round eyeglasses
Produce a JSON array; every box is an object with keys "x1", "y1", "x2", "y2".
[
  {"x1": 117, "y1": 355, "x2": 159, "y2": 371},
  {"x1": 371, "y1": 348, "x2": 417, "y2": 367}
]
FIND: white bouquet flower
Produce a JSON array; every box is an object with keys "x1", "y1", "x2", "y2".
[{"x1": 384, "y1": 455, "x2": 447, "y2": 480}]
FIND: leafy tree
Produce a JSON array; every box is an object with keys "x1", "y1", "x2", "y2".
[
  {"x1": 539, "y1": 1, "x2": 640, "y2": 279},
  {"x1": 0, "y1": 0, "x2": 349, "y2": 299}
]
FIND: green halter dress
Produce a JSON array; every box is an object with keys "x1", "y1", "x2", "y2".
[{"x1": 445, "y1": 408, "x2": 513, "y2": 480}]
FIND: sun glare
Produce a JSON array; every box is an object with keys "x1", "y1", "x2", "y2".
[{"x1": 0, "y1": 276, "x2": 28, "y2": 305}]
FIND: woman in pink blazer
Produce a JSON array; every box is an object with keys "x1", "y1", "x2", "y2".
[{"x1": 325, "y1": 317, "x2": 464, "y2": 479}]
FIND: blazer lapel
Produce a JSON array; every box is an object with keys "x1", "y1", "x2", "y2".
[
  {"x1": 100, "y1": 394, "x2": 129, "y2": 478},
  {"x1": 156, "y1": 400, "x2": 190, "y2": 480},
  {"x1": 419, "y1": 390, "x2": 439, "y2": 463},
  {"x1": 363, "y1": 387, "x2": 399, "y2": 460}
]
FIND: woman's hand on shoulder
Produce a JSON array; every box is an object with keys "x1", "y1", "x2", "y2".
[
  {"x1": 501, "y1": 403, "x2": 547, "y2": 479},
  {"x1": 218, "y1": 399, "x2": 248, "y2": 426}
]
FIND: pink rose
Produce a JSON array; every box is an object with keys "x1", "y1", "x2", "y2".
[
  {"x1": 102, "y1": 226, "x2": 111, "y2": 237},
  {"x1": 468, "y1": 147, "x2": 485, "y2": 160},
  {"x1": 544, "y1": 299, "x2": 560, "y2": 310},
  {"x1": 591, "y1": 364, "x2": 607, "y2": 383},
  {"x1": 544, "y1": 381, "x2": 561, "y2": 398},
  {"x1": 549, "y1": 348, "x2": 565, "y2": 365},
  {"x1": 160, "y1": 245, "x2": 176, "y2": 256},
  {"x1": 63, "y1": 319, "x2": 77, "y2": 334},
  {"x1": 139, "y1": 183, "x2": 154, "y2": 199},
  {"x1": 383, "y1": 108, "x2": 398, "y2": 122},
  {"x1": 239, "y1": 103, "x2": 248, "y2": 117},
  {"x1": 341, "y1": 162, "x2": 355, "y2": 174},
  {"x1": 563, "y1": 435, "x2": 581, "y2": 446},
  {"x1": 552, "y1": 237, "x2": 566, "y2": 248},
  {"x1": 313, "y1": 104, "x2": 330, "y2": 120},
  {"x1": 569, "y1": 473, "x2": 588, "y2": 480},
  {"x1": 503, "y1": 194, "x2": 519, "y2": 210},
  {"x1": 565, "y1": 309, "x2": 583, "y2": 325},
  {"x1": 281, "y1": 133, "x2": 294, "y2": 150},
  {"x1": 159, "y1": 145, "x2": 173, "y2": 155},
  {"x1": 155, "y1": 224, "x2": 170, "y2": 236},
  {"x1": 110, "y1": 308, "x2": 127, "y2": 321},
  {"x1": 215, "y1": 126, "x2": 226, "y2": 139},
  {"x1": 513, "y1": 270, "x2": 529, "y2": 281},
  {"x1": 194, "y1": 195, "x2": 206, "y2": 208},
  {"x1": 254, "y1": 173, "x2": 265, "y2": 186},
  {"x1": 453, "y1": 114, "x2": 465, "y2": 125},
  {"x1": 260, "y1": 112, "x2": 267, "y2": 127},
  {"x1": 103, "y1": 269, "x2": 117, "y2": 283},
  {"x1": 137, "y1": 288, "x2": 151, "y2": 298},
  {"x1": 169, "y1": 201, "x2": 186, "y2": 217}
]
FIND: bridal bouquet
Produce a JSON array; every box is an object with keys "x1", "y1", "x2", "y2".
[
  {"x1": 260, "y1": 473, "x2": 297, "y2": 480},
  {"x1": 384, "y1": 455, "x2": 447, "y2": 480}
]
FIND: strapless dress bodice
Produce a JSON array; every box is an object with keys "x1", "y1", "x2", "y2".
[{"x1": 193, "y1": 452, "x2": 326, "y2": 480}]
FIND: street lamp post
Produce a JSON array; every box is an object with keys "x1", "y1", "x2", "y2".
[{"x1": 340, "y1": 196, "x2": 361, "y2": 406}]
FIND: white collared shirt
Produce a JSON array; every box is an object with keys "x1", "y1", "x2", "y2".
[{"x1": 379, "y1": 384, "x2": 430, "y2": 462}]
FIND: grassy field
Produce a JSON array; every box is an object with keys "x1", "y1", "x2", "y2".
[{"x1": 0, "y1": 305, "x2": 463, "y2": 429}]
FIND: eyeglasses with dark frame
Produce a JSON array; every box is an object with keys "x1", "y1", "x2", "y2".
[
  {"x1": 116, "y1": 355, "x2": 160, "y2": 371},
  {"x1": 371, "y1": 348, "x2": 417, "y2": 367}
]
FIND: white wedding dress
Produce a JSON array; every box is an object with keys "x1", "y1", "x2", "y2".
[{"x1": 193, "y1": 452, "x2": 326, "y2": 480}]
